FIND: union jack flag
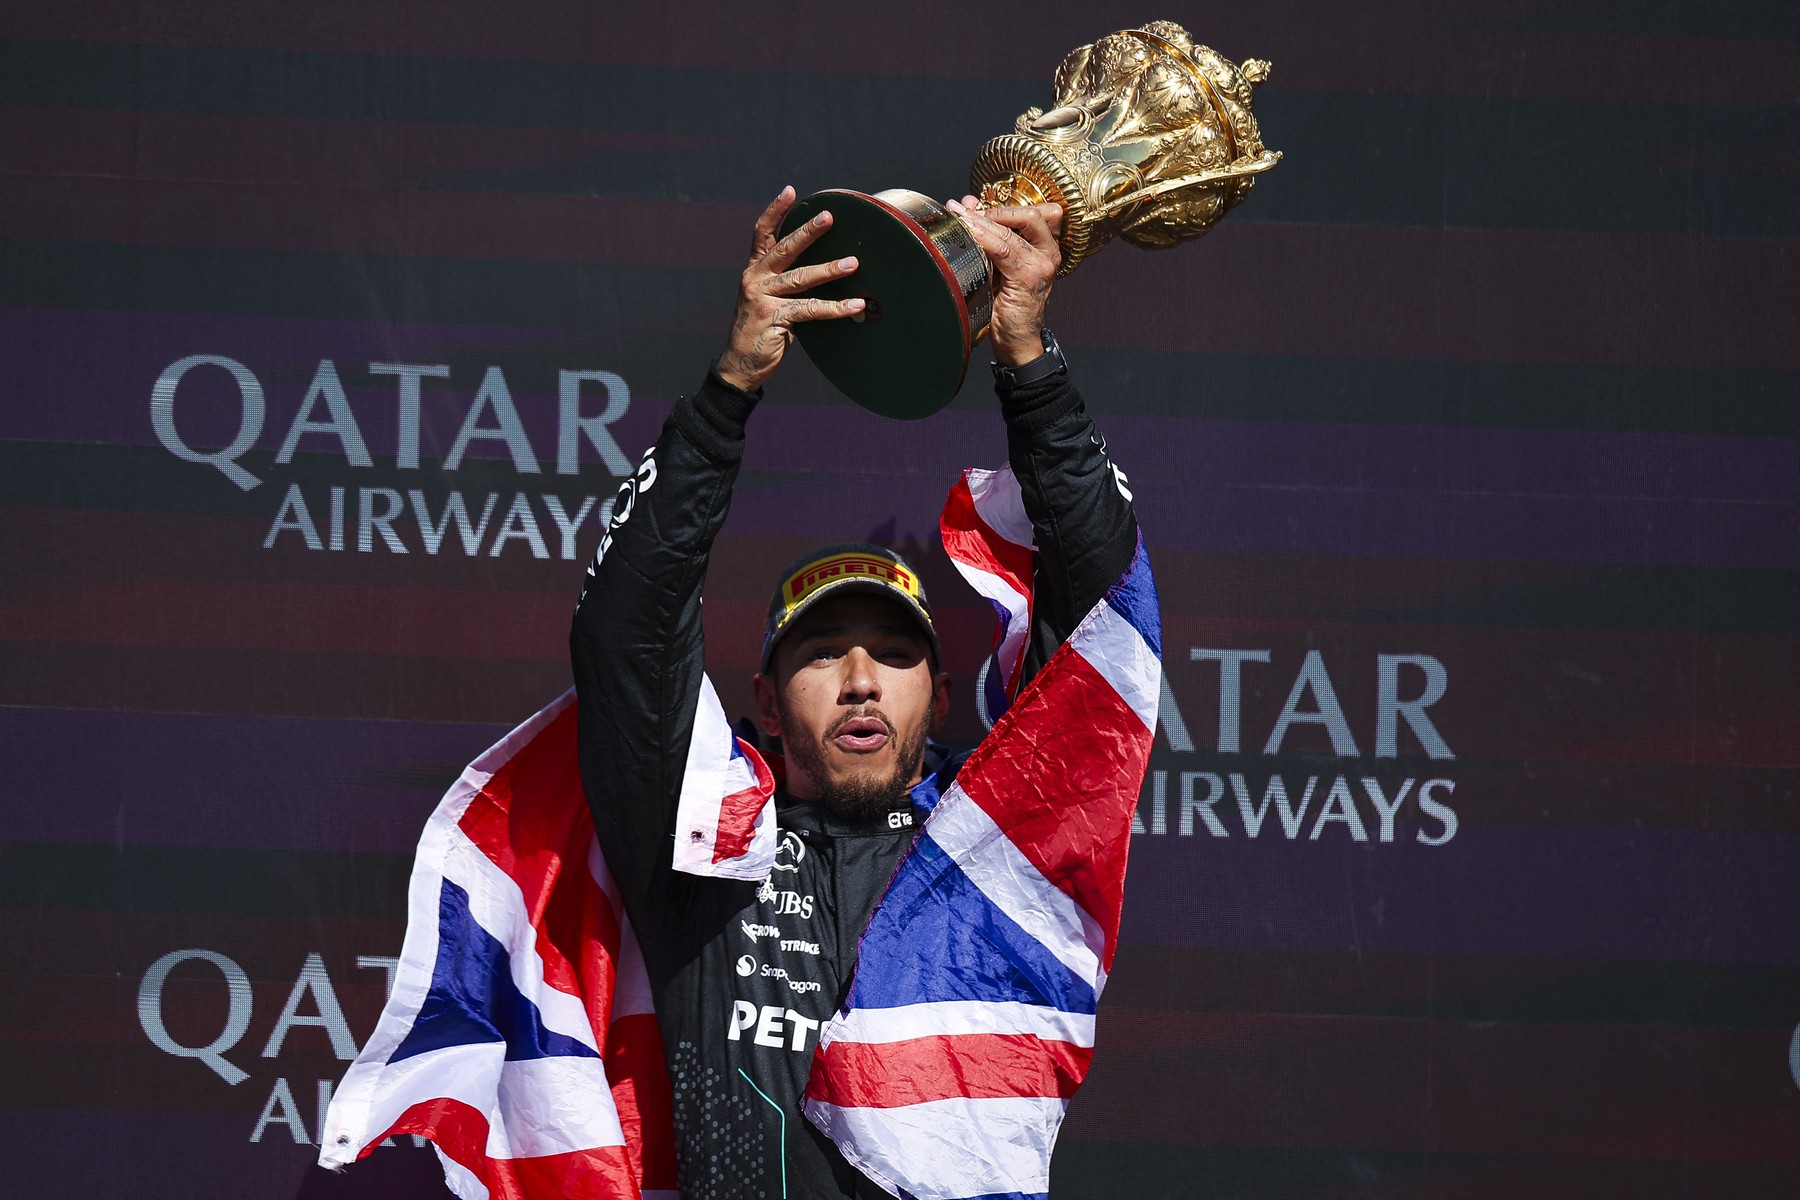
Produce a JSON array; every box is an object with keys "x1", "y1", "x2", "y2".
[
  {"x1": 316, "y1": 680, "x2": 773, "y2": 1198},
  {"x1": 804, "y1": 467, "x2": 1161, "y2": 1200},
  {"x1": 319, "y1": 465, "x2": 1158, "y2": 1200}
]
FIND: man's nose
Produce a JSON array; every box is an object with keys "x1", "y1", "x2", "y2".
[{"x1": 838, "y1": 646, "x2": 882, "y2": 703}]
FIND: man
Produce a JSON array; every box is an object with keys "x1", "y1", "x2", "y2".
[{"x1": 571, "y1": 185, "x2": 1139, "y2": 1199}]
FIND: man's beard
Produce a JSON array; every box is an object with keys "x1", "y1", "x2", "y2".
[{"x1": 782, "y1": 702, "x2": 931, "y2": 820}]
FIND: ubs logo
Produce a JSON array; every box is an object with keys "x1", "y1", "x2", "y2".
[{"x1": 773, "y1": 830, "x2": 805, "y2": 873}]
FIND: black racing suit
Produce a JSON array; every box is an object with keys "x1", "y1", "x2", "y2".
[{"x1": 570, "y1": 363, "x2": 1138, "y2": 1200}]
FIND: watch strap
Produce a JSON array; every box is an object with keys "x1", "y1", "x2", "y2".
[{"x1": 992, "y1": 328, "x2": 1066, "y2": 388}]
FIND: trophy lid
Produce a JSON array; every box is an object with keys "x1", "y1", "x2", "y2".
[{"x1": 777, "y1": 189, "x2": 988, "y2": 420}]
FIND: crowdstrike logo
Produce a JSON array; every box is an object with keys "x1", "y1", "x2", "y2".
[{"x1": 740, "y1": 921, "x2": 781, "y2": 941}]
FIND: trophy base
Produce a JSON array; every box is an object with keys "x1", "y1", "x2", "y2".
[{"x1": 778, "y1": 189, "x2": 990, "y2": 420}]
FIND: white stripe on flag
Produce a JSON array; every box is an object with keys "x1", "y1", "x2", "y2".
[
  {"x1": 927, "y1": 784, "x2": 1104, "y2": 987},
  {"x1": 436, "y1": 1151, "x2": 492, "y2": 1200},
  {"x1": 335, "y1": 1042, "x2": 624, "y2": 1160},
  {"x1": 610, "y1": 911, "x2": 656, "y2": 1019},
  {"x1": 966, "y1": 465, "x2": 1035, "y2": 549},
  {"x1": 582, "y1": 838, "x2": 657, "y2": 1020},
  {"x1": 490, "y1": 1055, "x2": 629, "y2": 1158},
  {"x1": 807, "y1": 1094, "x2": 1063, "y2": 1200},
  {"x1": 442, "y1": 836, "x2": 600, "y2": 1053},
  {"x1": 585, "y1": 835, "x2": 625, "y2": 913},
  {"x1": 823, "y1": 1000, "x2": 1095, "y2": 1049},
  {"x1": 672, "y1": 673, "x2": 774, "y2": 879},
  {"x1": 321, "y1": 754, "x2": 477, "y2": 1165},
  {"x1": 1070, "y1": 600, "x2": 1161, "y2": 732},
  {"x1": 951, "y1": 557, "x2": 1029, "y2": 618},
  {"x1": 956, "y1": 559, "x2": 1030, "y2": 663}
]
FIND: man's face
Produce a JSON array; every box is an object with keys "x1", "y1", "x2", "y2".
[{"x1": 753, "y1": 592, "x2": 952, "y2": 818}]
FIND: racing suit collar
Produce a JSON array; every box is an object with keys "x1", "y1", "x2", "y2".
[
  {"x1": 769, "y1": 742, "x2": 952, "y2": 837},
  {"x1": 773, "y1": 789, "x2": 915, "y2": 838}
]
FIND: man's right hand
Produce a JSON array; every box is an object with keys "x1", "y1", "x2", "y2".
[
  {"x1": 946, "y1": 196, "x2": 1064, "y2": 368},
  {"x1": 717, "y1": 186, "x2": 866, "y2": 393}
]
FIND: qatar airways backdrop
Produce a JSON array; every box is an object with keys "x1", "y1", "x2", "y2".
[{"x1": 3, "y1": 2, "x2": 1797, "y2": 1197}]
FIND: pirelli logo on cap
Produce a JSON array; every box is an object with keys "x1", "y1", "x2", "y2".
[{"x1": 780, "y1": 552, "x2": 921, "y2": 621}]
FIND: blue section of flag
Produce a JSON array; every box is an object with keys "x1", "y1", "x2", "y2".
[
  {"x1": 845, "y1": 833, "x2": 1096, "y2": 1016},
  {"x1": 981, "y1": 596, "x2": 1018, "y2": 723},
  {"x1": 387, "y1": 878, "x2": 599, "y2": 1065},
  {"x1": 1103, "y1": 539, "x2": 1161, "y2": 658},
  {"x1": 908, "y1": 762, "x2": 947, "y2": 819}
]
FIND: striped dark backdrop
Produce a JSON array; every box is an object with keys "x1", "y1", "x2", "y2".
[{"x1": 3, "y1": 1, "x2": 1797, "y2": 1196}]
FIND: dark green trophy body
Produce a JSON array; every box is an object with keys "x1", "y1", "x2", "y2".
[{"x1": 777, "y1": 189, "x2": 991, "y2": 421}]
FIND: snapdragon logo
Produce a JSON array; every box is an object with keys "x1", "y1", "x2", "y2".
[{"x1": 151, "y1": 355, "x2": 636, "y2": 558}]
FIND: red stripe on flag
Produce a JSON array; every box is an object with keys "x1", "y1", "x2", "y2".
[
  {"x1": 954, "y1": 647, "x2": 1151, "y2": 967},
  {"x1": 807, "y1": 1033, "x2": 1092, "y2": 1108},
  {"x1": 455, "y1": 702, "x2": 625, "y2": 1035},
  {"x1": 453, "y1": 700, "x2": 677, "y2": 1191},
  {"x1": 940, "y1": 477, "x2": 1035, "y2": 606},
  {"x1": 605, "y1": 1011, "x2": 677, "y2": 1193},
  {"x1": 369, "y1": 1097, "x2": 643, "y2": 1199},
  {"x1": 710, "y1": 739, "x2": 775, "y2": 864},
  {"x1": 942, "y1": 474, "x2": 1037, "y2": 700}
]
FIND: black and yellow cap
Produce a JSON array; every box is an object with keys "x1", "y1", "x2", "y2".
[{"x1": 760, "y1": 542, "x2": 938, "y2": 672}]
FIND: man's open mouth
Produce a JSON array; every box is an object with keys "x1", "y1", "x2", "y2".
[{"x1": 830, "y1": 714, "x2": 892, "y2": 753}]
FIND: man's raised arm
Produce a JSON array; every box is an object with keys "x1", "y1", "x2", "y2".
[
  {"x1": 950, "y1": 197, "x2": 1142, "y2": 684},
  {"x1": 569, "y1": 188, "x2": 864, "y2": 916}
]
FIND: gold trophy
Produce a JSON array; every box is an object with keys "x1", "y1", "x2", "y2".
[{"x1": 779, "y1": 21, "x2": 1281, "y2": 419}]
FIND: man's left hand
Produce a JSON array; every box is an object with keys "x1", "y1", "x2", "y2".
[{"x1": 947, "y1": 195, "x2": 1064, "y2": 368}]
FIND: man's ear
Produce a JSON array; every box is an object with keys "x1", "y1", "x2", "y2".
[
  {"x1": 752, "y1": 672, "x2": 784, "y2": 738},
  {"x1": 929, "y1": 670, "x2": 953, "y2": 735}
]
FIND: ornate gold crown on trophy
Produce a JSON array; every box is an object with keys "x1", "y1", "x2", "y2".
[{"x1": 780, "y1": 20, "x2": 1281, "y2": 418}]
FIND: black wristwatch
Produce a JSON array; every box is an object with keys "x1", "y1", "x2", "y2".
[{"x1": 992, "y1": 327, "x2": 1067, "y2": 388}]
